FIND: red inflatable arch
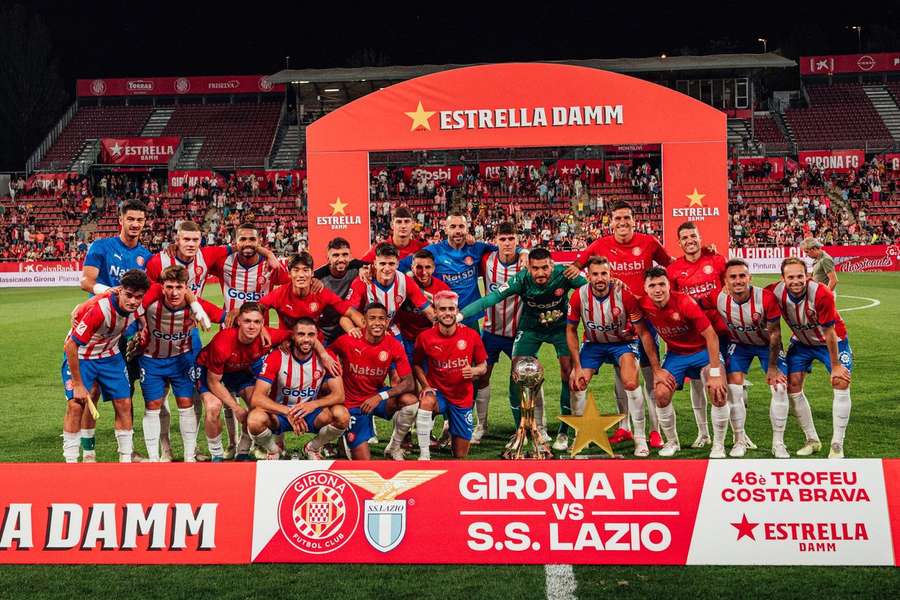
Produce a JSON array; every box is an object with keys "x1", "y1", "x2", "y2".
[{"x1": 306, "y1": 63, "x2": 727, "y2": 261}]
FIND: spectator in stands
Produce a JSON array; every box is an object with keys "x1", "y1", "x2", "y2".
[{"x1": 801, "y1": 237, "x2": 838, "y2": 292}]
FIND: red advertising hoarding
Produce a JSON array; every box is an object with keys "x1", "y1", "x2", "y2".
[
  {"x1": 798, "y1": 149, "x2": 864, "y2": 173},
  {"x1": 99, "y1": 137, "x2": 180, "y2": 165},
  {"x1": 77, "y1": 75, "x2": 285, "y2": 97},
  {"x1": 168, "y1": 170, "x2": 225, "y2": 192},
  {"x1": 729, "y1": 245, "x2": 900, "y2": 274},
  {"x1": 800, "y1": 52, "x2": 900, "y2": 75}
]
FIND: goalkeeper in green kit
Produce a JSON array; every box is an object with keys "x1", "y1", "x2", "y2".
[{"x1": 459, "y1": 247, "x2": 587, "y2": 451}]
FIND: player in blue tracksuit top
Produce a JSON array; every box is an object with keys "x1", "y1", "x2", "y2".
[{"x1": 399, "y1": 210, "x2": 498, "y2": 330}]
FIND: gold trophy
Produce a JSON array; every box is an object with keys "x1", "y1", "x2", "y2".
[{"x1": 502, "y1": 357, "x2": 553, "y2": 460}]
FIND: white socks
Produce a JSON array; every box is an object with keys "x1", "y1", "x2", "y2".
[
  {"x1": 789, "y1": 392, "x2": 820, "y2": 441},
  {"x1": 832, "y1": 388, "x2": 851, "y2": 446},
  {"x1": 416, "y1": 409, "x2": 433, "y2": 459},
  {"x1": 114, "y1": 429, "x2": 134, "y2": 463},
  {"x1": 710, "y1": 403, "x2": 730, "y2": 445},
  {"x1": 769, "y1": 385, "x2": 789, "y2": 445},
  {"x1": 142, "y1": 409, "x2": 161, "y2": 461},
  {"x1": 389, "y1": 404, "x2": 418, "y2": 449},
  {"x1": 310, "y1": 425, "x2": 346, "y2": 452},
  {"x1": 571, "y1": 390, "x2": 587, "y2": 416},
  {"x1": 63, "y1": 431, "x2": 80, "y2": 463},
  {"x1": 223, "y1": 407, "x2": 237, "y2": 451},
  {"x1": 613, "y1": 371, "x2": 631, "y2": 432},
  {"x1": 641, "y1": 366, "x2": 660, "y2": 432},
  {"x1": 690, "y1": 379, "x2": 709, "y2": 438},
  {"x1": 625, "y1": 388, "x2": 646, "y2": 442},
  {"x1": 207, "y1": 433, "x2": 224, "y2": 459},
  {"x1": 474, "y1": 387, "x2": 490, "y2": 430},
  {"x1": 250, "y1": 428, "x2": 279, "y2": 454},
  {"x1": 727, "y1": 384, "x2": 746, "y2": 441},
  {"x1": 178, "y1": 406, "x2": 199, "y2": 461},
  {"x1": 656, "y1": 403, "x2": 677, "y2": 444}
]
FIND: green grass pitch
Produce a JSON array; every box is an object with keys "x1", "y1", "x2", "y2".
[{"x1": 0, "y1": 272, "x2": 898, "y2": 598}]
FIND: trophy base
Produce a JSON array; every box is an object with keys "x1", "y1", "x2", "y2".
[
  {"x1": 558, "y1": 453, "x2": 626, "y2": 460},
  {"x1": 501, "y1": 427, "x2": 554, "y2": 460}
]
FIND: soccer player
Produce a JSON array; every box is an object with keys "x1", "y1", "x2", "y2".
[
  {"x1": 346, "y1": 243, "x2": 434, "y2": 339},
  {"x1": 62, "y1": 270, "x2": 151, "y2": 463},
  {"x1": 330, "y1": 303, "x2": 420, "y2": 460},
  {"x1": 638, "y1": 267, "x2": 728, "y2": 457},
  {"x1": 314, "y1": 237, "x2": 368, "y2": 345},
  {"x1": 564, "y1": 200, "x2": 670, "y2": 448},
  {"x1": 248, "y1": 318, "x2": 349, "y2": 460},
  {"x1": 566, "y1": 256, "x2": 652, "y2": 456},
  {"x1": 716, "y1": 259, "x2": 790, "y2": 458},
  {"x1": 361, "y1": 205, "x2": 425, "y2": 263},
  {"x1": 195, "y1": 302, "x2": 291, "y2": 461},
  {"x1": 260, "y1": 252, "x2": 365, "y2": 338},
  {"x1": 770, "y1": 257, "x2": 852, "y2": 458},
  {"x1": 666, "y1": 221, "x2": 730, "y2": 449},
  {"x1": 473, "y1": 222, "x2": 524, "y2": 444},
  {"x1": 460, "y1": 248, "x2": 585, "y2": 449},
  {"x1": 136, "y1": 265, "x2": 225, "y2": 462},
  {"x1": 396, "y1": 249, "x2": 451, "y2": 367},
  {"x1": 414, "y1": 291, "x2": 488, "y2": 459}
]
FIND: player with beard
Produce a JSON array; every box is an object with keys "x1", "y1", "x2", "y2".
[
  {"x1": 769, "y1": 257, "x2": 852, "y2": 458},
  {"x1": 248, "y1": 318, "x2": 349, "y2": 460},
  {"x1": 564, "y1": 200, "x2": 669, "y2": 449},
  {"x1": 397, "y1": 249, "x2": 451, "y2": 367},
  {"x1": 313, "y1": 237, "x2": 368, "y2": 345}
]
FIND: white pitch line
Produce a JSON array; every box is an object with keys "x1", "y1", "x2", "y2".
[
  {"x1": 545, "y1": 564, "x2": 578, "y2": 600},
  {"x1": 837, "y1": 295, "x2": 881, "y2": 313}
]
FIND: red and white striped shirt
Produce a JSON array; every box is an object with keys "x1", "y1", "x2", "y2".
[
  {"x1": 69, "y1": 295, "x2": 143, "y2": 360},
  {"x1": 481, "y1": 251, "x2": 522, "y2": 338},
  {"x1": 769, "y1": 280, "x2": 847, "y2": 346},
  {"x1": 567, "y1": 284, "x2": 642, "y2": 343},
  {"x1": 258, "y1": 348, "x2": 332, "y2": 407},
  {"x1": 715, "y1": 286, "x2": 781, "y2": 346},
  {"x1": 141, "y1": 286, "x2": 224, "y2": 359},
  {"x1": 216, "y1": 253, "x2": 290, "y2": 313},
  {"x1": 145, "y1": 246, "x2": 229, "y2": 297},
  {"x1": 347, "y1": 273, "x2": 429, "y2": 336}
]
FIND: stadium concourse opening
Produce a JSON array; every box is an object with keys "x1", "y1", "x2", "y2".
[{"x1": 305, "y1": 63, "x2": 728, "y2": 263}]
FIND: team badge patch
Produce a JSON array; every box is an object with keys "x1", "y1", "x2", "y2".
[
  {"x1": 752, "y1": 312, "x2": 761, "y2": 322},
  {"x1": 309, "y1": 302, "x2": 319, "y2": 313},
  {"x1": 703, "y1": 265, "x2": 713, "y2": 274},
  {"x1": 395, "y1": 295, "x2": 403, "y2": 304},
  {"x1": 464, "y1": 256, "x2": 474, "y2": 266},
  {"x1": 457, "y1": 339, "x2": 467, "y2": 350},
  {"x1": 277, "y1": 471, "x2": 360, "y2": 555},
  {"x1": 554, "y1": 289, "x2": 564, "y2": 296},
  {"x1": 378, "y1": 350, "x2": 389, "y2": 362},
  {"x1": 136, "y1": 256, "x2": 145, "y2": 266},
  {"x1": 611, "y1": 306, "x2": 622, "y2": 318},
  {"x1": 672, "y1": 312, "x2": 681, "y2": 321},
  {"x1": 632, "y1": 247, "x2": 642, "y2": 256}
]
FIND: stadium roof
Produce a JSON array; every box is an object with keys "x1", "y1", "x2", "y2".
[{"x1": 269, "y1": 53, "x2": 796, "y2": 85}]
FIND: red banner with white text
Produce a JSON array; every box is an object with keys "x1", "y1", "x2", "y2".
[
  {"x1": 479, "y1": 160, "x2": 543, "y2": 179},
  {"x1": 729, "y1": 245, "x2": 900, "y2": 274},
  {"x1": 0, "y1": 261, "x2": 83, "y2": 287},
  {"x1": 1, "y1": 460, "x2": 897, "y2": 564},
  {"x1": 735, "y1": 157, "x2": 784, "y2": 179},
  {"x1": 100, "y1": 137, "x2": 180, "y2": 165},
  {"x1": 878, "y1": 153, "x2": 900, "y2": 171},
  {"x1": 77, "y1": 75, "x2": 284, "y2": 97},
  {"x1": 798, "y1": 149, "x2": 864, "y2": 173},
  {"x1": 168, "y1": 170, "x2": 225, "y2": 193},
  {"x1": 800, "y1": 53, "x2": 900, "y2": 75}
]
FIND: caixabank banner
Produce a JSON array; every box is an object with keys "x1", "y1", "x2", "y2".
[{"x1": 1, "y1": 460, "x2": 897, "y2": 565}]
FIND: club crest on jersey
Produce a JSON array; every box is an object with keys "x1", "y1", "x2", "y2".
[
  {"x1": 457, "y1": 339, "x2": 467, "y2": 350},
  {"x1": 136, "y1": 256, "x2": 145, "y2": 266},
  {"x1": 611, "y1": 306, "x2": 622, "y2": 318},
  {"x1": 309, "y1": 302, "x2": 319, "y2": 313},
  {"x1": 703, "y1": 265, "x2": 713, "y2": 274},
  {"x1": 752, "y1": 312, "x2": 761, "y2": 322},
  {"x1": 632, "y1": 247, "x2": 642, "y2": 256},
  {"x1": 340, "y1": 469, "x2": 446, "y2": 553},
  {"x1": 378, "y1": 350, "x2": 389, "y2": 362},
  {"x1": 806, "y1": 309, "x2": 817, "y2": 320},
  {"x1": 464, "y1": 256, "x2": 474, "y2": 266},
  {"x1": 672, "y1": 312, "x2": 681, "y2": 321},
  {"x1": 395, "y1": 295, "x2": 403, "y2": 304},
  {"x1": 277, "y1": 471, "x2": 360, "y2": 555},
  {"x1": 554, "y1": 288, "x2": 564, "y2": 296}
]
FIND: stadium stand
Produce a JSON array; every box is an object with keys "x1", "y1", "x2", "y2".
[{"x1": 752, "y1": 113, "x2": 791, "y2": 153}]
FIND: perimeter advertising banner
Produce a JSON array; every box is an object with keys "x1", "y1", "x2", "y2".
[
  {"x1": 1, "y1": 460, "x2": 897, "y2": 565},
  {"x1": 730, "y1": 245, "x2": 900, "y2": 274},
  {"x1": 77, "y1": 75, "x2": 284, "y2": 97},
  {"x1": 800, "y1": 53, "x2": 900, "y2": 75},
  {"x1": 0, "y1": 261, "x2": 82, "y2": 287},
  {"x1": 100, "y1": 137, "x2": 180, "y2": 165}
]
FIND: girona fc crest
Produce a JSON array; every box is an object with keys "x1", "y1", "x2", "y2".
[
  {"x1": 611, "y1": 306, "x2": 622, "y2": 318},
  {"x1": 554, "y1": 288, "x2": 564, "y2": 296},
  {"x1": 703, "y1": 265, "x2": 713, "y2": 274},
  {"x1": 752, "y1": 312, "x2": 762, "y2": 322},
  {"x1": 395, "y1": 295, "x2": 403, "y2": 305},
  {"x1": 136, "y1": 256, "x2": 145, "y2": 267},
  {"x1": 90, "y1": 79, "x2": 107, "y2": 95},
  {"x1": 309, "y1": 302, "x2": 319, "y2": 313},
  {"x1": 632, "y1": 247, "x2": 642, "y2": 256},
  {"x1": 457, "y1": 339, "x2": 467, "y2": 350},
  {"x1": 378, "y1": 350, "x2": 389, "y2": 362},
  {"x1": 464, "y1": 256, "x2": 474, "y2": 266},
  {"x1": 672, "y1": 312, "x2": 681, "y2": 321},
  {"x1": 175, "y1": 77, "x2": 191, "y2": 94},
  {"x1": 277, "y1": 471, "x2": 360, "y2": 554}
]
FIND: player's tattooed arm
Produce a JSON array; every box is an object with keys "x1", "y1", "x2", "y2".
[
  {"x1": 824, "y1": 326, "x2": 851, "y2": 386},
  {"x1": 766, "y1": 321, "x2": 787, "y2": 387},
  {"x1": 206, "y1": 371, "x2": 247, "y2": 422}
]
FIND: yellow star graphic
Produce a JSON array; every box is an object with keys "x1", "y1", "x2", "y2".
[
  {"x1": 558, "y1": 392, "x2": 626, "y2": 457},
  {"x1": 405, "y1": 101, "x2": 436, "y2": 131},
  {"x1": 686, "y1": 188, "x2": 706, "y2": 207},
  {"x1": 329, "y1": 197, "x2": 348, "y2": 215}
]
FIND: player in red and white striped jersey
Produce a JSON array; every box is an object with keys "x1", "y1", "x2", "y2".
[
  {"x1": 473, "y1": 222, "x2": 523, "y2": 444},
  {"x1": 248, "y1": 318, "x2": 349, "y2": 460},
  {"x1": 62, "y1": 270, "x2": 151, "y2": 463},
  {"x1": 146, "y1": 221, "x2": 229, "y2": 296},
  {"x1": 136, "y1": 265, "x2": 225, "y2": 462},
  {"x1": 566, "y1": 256, "x2": 655, "y2": 456},
  {"x1": 768, "y1": 257, "x2": 852, "y2": 458},
  {"x1": 715, "y1": 259, "x2": 793, "y2": 458}
]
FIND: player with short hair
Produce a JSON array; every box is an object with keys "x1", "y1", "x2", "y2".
[
  {"x1": 717, "y1": 258, "x2": 790, "y2": 458},
  {"x1": 770, "y1": 257, "x2": 852, "y2": 458},
  {"x1": 638, "y1": 267, "x2": 728, "y2": 457},
  {"x1": 330, "y1": 303, "x2": 420, "y2": 460},
  {"x1": 62, "y1": 269, "x2": 151, "y2": 463},
  {"x1": 473, "y1": 221, "x2": 524, "y2": 444},
  {"x1": 566, "y1": 256, "x2": 653, "y2": 456},
  {"x1": 361, "y1": 205, "x2": 426, "y2": 263},
  {"x1": 396, "y1": 249, "x2": 451, "y2": 367},
  {"x1": 564, "y1": 200, "x2": 669, "y2": 449},
  {"x1": 460, "y1": 247, "x2": 585, "y2": 450},
  {"x1": 314, "y1": 237, "x2": 368, "y2": 345},
  {"x1": 248, "y1": 318, "x2": 349, "y2": 460},
  {"x1": 195, "y1": 302, "x2": 291, "y2": 461},
  {"x1": 136, "y1": 265, "x2": 225, "y2": 462},
  {"x1": 414, "y1": 291, "x2": 488, "y2": 459}
]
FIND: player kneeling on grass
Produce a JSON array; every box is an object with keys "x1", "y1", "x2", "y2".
[
  {"x1": 62, "y1": 269, "x2": 151, "y2": 463},
  {"x1": 638, "y1": 267, "x2": 728, "y2": 457},
  {"x1": 770, "y1": 257, "x2": 852, "y2": 459},
  {"x1": 135, "y1": 265, "x2": 224, "y2": 462},
  {"x1": 414, "y1": 291, "x2": 488, "y2": 460},
  {"x1": 330, "y1": 302, "x2": 419, "y2": 460},
  {"x1": 248, "y1": 318, "x2": 348, "y2": 460},
  {"x1": 195, "y1": 302, "x2": 291, "y2": 461},
  {"x1": 566, "y1": 256, "x2": 654, "y2": 457}
]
